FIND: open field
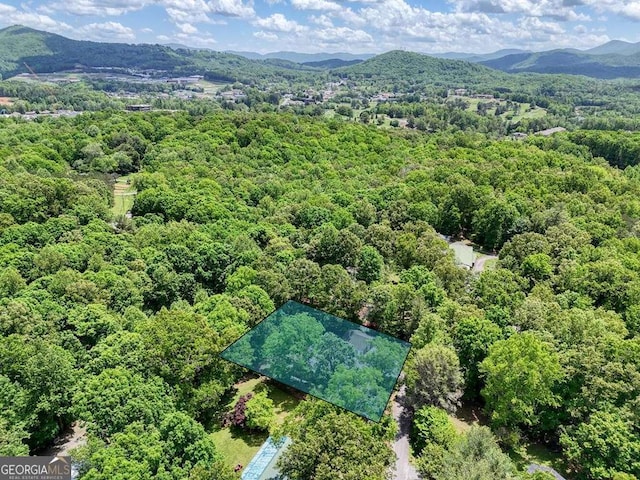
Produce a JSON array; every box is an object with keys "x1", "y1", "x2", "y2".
[
  {"x1": 211, "y1": 377, "x2": 301, "y2": 469},
  {"x1": 112, "y1": 175, "x2": 136, "y2": 218},
  {"x1": 195, "y1": 80, "x2": 229, "y2": 94}
]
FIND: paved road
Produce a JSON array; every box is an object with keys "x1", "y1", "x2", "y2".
[
  {"x1": 42, "y1": 422, "x2": 86, "y2": 457},
  {"x1": 473, "y1": 255, "x2": 498, "y2": 273},
  {"x1": 391, "y1": 385, "x2": 419, "y2": 480}
]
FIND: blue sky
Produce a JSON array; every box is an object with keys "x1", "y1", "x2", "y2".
[{"x1": 1, "y1": 0, "x2": 640, "y2": 53}]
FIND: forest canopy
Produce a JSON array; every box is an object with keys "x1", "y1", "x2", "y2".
[{"x1": 0, "y1": 109, "x2": 638, "y2": 479}]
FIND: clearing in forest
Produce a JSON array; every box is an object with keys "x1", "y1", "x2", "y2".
[
  {"x1": 211, "y1": 377, "x2": 299, "y2": 469},
  {"x1": 112, "y1": 175, "x2": 136, "y2": 218}
]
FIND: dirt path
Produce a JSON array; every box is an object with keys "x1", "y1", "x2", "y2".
[
  {"x1": 391, "y1": 385, "x2": 419, "y2": 480},
  {"x1": 473, "y1": 255, "x2": 498, "y2": 273}
]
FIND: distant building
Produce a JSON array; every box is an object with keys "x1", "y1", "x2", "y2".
[
  {"x1": 450, "y1": 241, "x2": 475, "y2": 269},
  {"x1": 126, "y1": 104, "x2": 152, "y2": 111},
  {"x1": 472, "y1": 94, "x2": 494, "y2": 100}
]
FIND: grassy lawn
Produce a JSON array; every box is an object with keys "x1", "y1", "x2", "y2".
[
  {"x1": 509, "y1": 442, "x2": 570, "y2": 479},
  {"x1": 112, "y1": 176, "x2": 136, "y2": 218},
  {"x1": 210, "y1": 428, "x2": 268, "y2": 469},
  {"x1": 449, "y1": 402, "x2": 487, "y2": 434},
  {"x1": 483, "y1": 258, "x2": 499, "y2": 270},
  {"x1": 211, "y1": 377, "x2": 300, "y2": 469},
  {"x1": 506, "y1": 104, "x2": 548, "y2": 123}
]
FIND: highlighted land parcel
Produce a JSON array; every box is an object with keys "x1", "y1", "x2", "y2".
[{"x1": 220, "y1": 300, "x2": 411, "y2": 422}]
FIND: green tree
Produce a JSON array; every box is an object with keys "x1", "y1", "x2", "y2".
[
  {"x1": 435, "y1": 426, "x2": 517, "y2": 480},
  {"x1": 521, "y1": 253, "x2": 553, "y2": 283},
  {"x1": 452, "y1": 316, "x2": 503, "y2": 395},
  {"x1": 411, "y1": 405, "x2": 457, "y2": 454},
  {"x1": 76, "y1": 420, "x2": 234, "y2": 480},
  {"x1": 356, "y1": 245, "x2": 384, "y2": 283},
  {"x1": 480, "y1": 332, "x2": 562, "y2": 429},
  {"x1": 138, "y1": 307, "x2": 236, "y2": 416},
  {"x1": 472, "y1": 198, "x2": 519, "y2": 251},
  {"x1": 276, "y1": 401, "x2": 394, "y2": 480},
  {"x1": 406, "y1": 344, "x2": 464, "y2": 413},
  {"x1": 73, "y1": 367, "x2": 173, "y2": 439},
  {"x1": 560, "y1": 408, "x2": 640, "y2": 479},
  {"x1": 0, "y1": 336, "x2": 77, "y2": 449},
  {"x1": 245, "y1": 390, "x2": 275, "y2": 431}
]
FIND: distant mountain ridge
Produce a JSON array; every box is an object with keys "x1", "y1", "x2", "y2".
[
  {"x1": 433, "y1": 49, "x2": 532, "y2": 62},
  {"x1": 481, "y1": 48, "x2": 640, "y2": 79},
  {"x1": 584, "y1": 40, "x2": 640, "y2": 56},
  {"x1": 3, "y1": 25, "x2": 640, "y2": 81},
  {"x1": 227, "y1": 51, "x2": 375, "y2": 63},
  {"x1": 0, "y1": 25, "x2": 320, "y2": 82}
]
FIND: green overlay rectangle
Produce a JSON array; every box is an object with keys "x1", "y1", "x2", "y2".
[{"x1": 220, "y1": 300, "x2": 411, "y2": 422}]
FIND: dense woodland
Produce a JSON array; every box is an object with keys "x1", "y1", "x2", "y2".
[{"x1": 0, "y1": 108, "x2": 639, "y2": 480}]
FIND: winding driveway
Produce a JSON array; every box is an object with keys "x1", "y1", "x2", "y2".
[
  {"x1": 391, "y1": 385, "x2": 419, "y2": 480},
  {"x1": 473, "y1": 254, "x2": 498, "y2": 273}
]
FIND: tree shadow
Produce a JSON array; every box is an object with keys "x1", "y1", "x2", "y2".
[
  {"x1": 453, "y1": 401, "x2": 489, "y2": 426},
  {"x1": 228, "y1": 426, "x2": 268, "y2": 448},
  {"x1": 267, "y1": 384, "x2": 300, "y2": 414}
]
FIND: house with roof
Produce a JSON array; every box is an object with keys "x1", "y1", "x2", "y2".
[{"x1": 449, "y1": 241, "x2": 476, "y2": 269}]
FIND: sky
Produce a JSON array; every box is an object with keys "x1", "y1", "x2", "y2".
[{"x1": 1, "y1": 0, "x2": 640, "y2": 54}]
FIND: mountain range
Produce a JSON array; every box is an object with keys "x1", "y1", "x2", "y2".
[
  {"x1": 2, "y1": 25, "x2": 640, "y2": 82},
  {"x1": 231, "y1": 42, "x2": 640, "y2": 79},
  {"x1": 226, "y1": 51, "x2": 374, "y2": 63}
]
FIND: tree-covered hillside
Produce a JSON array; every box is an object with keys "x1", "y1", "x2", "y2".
[
  {"x1": 0, "y1": 25, "x2": 319, "y2": 83},
  {"x1": 0, "y1": 110, "x2": 639, "y2": 479},
  {"x1": 482, "y1": 50, "x2": 640, "y2": 79},
  {"x1": 338, "y1": 50, "x2": 507, "y2": 86}
]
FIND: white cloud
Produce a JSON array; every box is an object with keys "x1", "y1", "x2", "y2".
[
  {"x1": 453, "y1": 0, "x2": 590, "y2": 21},
  {"x1": 0, "y1": 3, "x2": 71, "y2": 33},
  {"x1": 291, "y1": 0, "x2": 342, "y2": 11},
  {"x1": 449, "y1": 0, "x2": 640, "y2": 21},
  {"x1": 254, "y1": 30, "x2": 279, "y2": 40},
  {"x1": 45, "y1": 0, "x2": 254, "y2": 21},
  {"x1": 177, "y1": 23, "x2": 198, "y2": 34},
  {"x1": 1, "y1": 0, "x2": 630, "y2": 54},
  {"x1": 519, "y1": 17, "x2": 565, "y2": 35},
  {"x1": 157, "y1": 31, "x2": 217, "y2": 47},
  {"x1": 75, "y1": 21, "x2": 136, "y2": 41},
  {"x1": 207, "y1": 0, "x2": 255, "y2": 17},
  {"x1": 314, "y1": 26, "x2": 373, "y2": 43},
  {"x1": 48, "y1": 0, "x2": 150, "y2": 16},
  {"x1": 253, "y1": 13, "x2": 306, "y2": 32},
  {"x1": 589, "y1": 0, "x2": 640, "y2": 21},
  {"x1": 309, "y1": 14, "x2": 334, "y2": 27}
]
